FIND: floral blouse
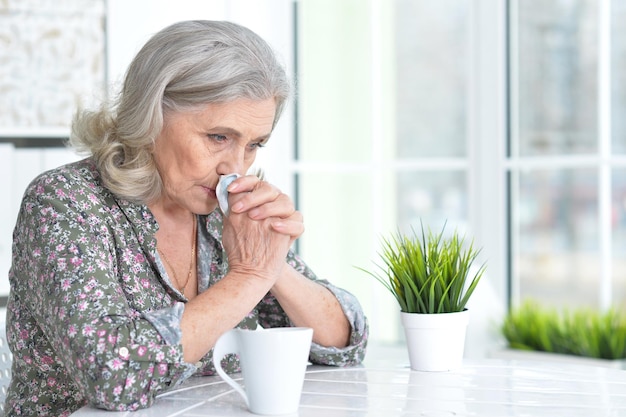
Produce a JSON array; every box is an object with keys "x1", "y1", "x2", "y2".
[{"x1": 4, "y1": 158, "x2": 369, "y2": 416}]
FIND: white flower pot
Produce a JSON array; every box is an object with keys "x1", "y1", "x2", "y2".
[{"x1": 400, "y1": 310, "x2": 469, "y2": 372}]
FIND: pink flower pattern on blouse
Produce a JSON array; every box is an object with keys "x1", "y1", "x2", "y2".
[{"x1": 4, "y1": 158, "x2": 368, "y2": 416}]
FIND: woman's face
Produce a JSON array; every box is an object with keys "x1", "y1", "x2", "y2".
[{"x1": 153, "y1": 98, "x2": 277, "y2": 215}]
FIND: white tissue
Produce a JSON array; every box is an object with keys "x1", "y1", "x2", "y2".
[{"x1": 216, "y1": 173, "x2": 241, "y2": 215}]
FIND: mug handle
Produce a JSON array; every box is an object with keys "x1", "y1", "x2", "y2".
[{"x1": 212, "y1": 329, "x2": 249, "y2": 407}]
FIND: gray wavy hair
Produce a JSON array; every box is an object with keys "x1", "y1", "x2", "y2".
[{"x1": 69, "y1": 20, "x2": 291, "y2": 203}]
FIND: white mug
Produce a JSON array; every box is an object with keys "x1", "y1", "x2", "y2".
[{"x1": 212, "y1": 327, "x2": 313, "y2": 415}]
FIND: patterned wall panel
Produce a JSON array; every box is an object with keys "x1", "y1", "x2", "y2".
[{"x1": 0, "y1": 0, "x2": 106, "y2": 131}]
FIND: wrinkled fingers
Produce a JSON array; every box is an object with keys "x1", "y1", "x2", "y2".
[
  {"x1": 246, "y1": 193, "x2": 295, "y2": 220},
  {"x1": 229, "y1": 180, "x2": 289, "y2": 216},
  {"x1": 271, "y1": 217, "x2": 304, "y2": 241}
]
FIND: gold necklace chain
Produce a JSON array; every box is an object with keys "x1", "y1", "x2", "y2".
[{"x1": 158, "y1": 216, "x2": 197, "y2": 294}]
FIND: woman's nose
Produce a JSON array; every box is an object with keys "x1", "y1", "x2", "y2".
[{"x1": 217, "y1": 146, "x2": 246, "y2": 175}]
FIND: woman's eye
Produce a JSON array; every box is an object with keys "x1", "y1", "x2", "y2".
[
  {"x1": 250, "y1": 142, "x2": 266, "y2": 150},
  {"x1": 208, "y1": 134, "x2": 227, "y2": 142}
]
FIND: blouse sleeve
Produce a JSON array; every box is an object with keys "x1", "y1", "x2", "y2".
[
  {"x1": 11, "y1": 184, "x2": 196, "y2": 411},
  {"x1": 258, "y1": 250, "x2": 369, "y2": 366}
]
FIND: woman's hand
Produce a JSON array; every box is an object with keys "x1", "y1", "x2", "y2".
[
  {"x1": 220, "y1": 176, "x2": 350, "y2": 348},
  {"x1": 181, "y1": 175, "x2": 349, "y2": 362},
  {"x1": 227, "y1": 175, "x2": 304, "y2": 244},
  {"x1": 221, "y1": 175, "x2": 303, "y2": 281}
]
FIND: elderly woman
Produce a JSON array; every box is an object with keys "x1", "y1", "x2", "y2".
[{"x1": 4, "y1": 20, "x2": 368, "y2": 416}]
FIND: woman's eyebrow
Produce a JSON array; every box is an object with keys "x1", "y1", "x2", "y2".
[{"x1": 210, "y1": 126, "x2": 272, "y2": 142}]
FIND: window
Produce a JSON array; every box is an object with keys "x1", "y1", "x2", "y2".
[
  {"x1": 295, "y1": 0, "x2": 626, "y2": 351},
  {"x1": 509, "y1": 0, "x2": 626, "y2": 309}
]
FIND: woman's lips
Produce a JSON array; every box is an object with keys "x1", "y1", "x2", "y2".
[{"x1": 202, "y1": 186, "x2": 217, "y2": 199}]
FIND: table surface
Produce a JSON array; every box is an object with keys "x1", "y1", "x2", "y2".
[{"x1": 71, "y1": 346, "x2": 626, "y2": 417}]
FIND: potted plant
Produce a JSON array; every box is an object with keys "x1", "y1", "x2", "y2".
[
  {"x1": 360, "y1": 223, "x2": 485, "y2": 371},
  {"x1": 496, "y1": 300, "x2": 626, "y2": 369}
]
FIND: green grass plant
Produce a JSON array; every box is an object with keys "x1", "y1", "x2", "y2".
[
  {"x1": 502, "y1": 300, "x2": 626, "y2": 360},
  {"x1": 359, "y1": 224, "x2": 485, "y2": 314}
]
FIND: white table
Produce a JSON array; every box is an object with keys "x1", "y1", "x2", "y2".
[{"x1": 71, "y1": 350, "x2": 626, "y2": 416}]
